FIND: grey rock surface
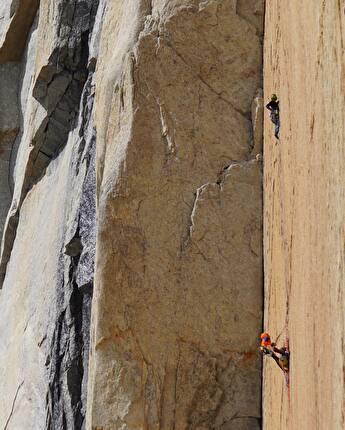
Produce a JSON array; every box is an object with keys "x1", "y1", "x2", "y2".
[
  {"x1": 0, "y1": 1, "x2": 99, "y2": 428},
  {"x1": 0, "y1": 62, "x2": 20, "y2": 239}
]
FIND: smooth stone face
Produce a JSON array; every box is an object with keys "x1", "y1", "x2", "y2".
[{"x1": 264, "y1": 2, "x2": 345, "y2": 429}]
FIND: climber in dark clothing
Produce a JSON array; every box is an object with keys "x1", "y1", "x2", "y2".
[{"x1": 266, "y1": 94, "x2": 280, "y2": 139}]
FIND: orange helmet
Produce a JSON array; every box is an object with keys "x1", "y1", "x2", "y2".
[{"x1": 260, "y1": 332, "x2": 271, "y2": 347}]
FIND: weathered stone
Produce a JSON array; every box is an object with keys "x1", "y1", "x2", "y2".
[
  {"x1": 263, "y1": 1, "x2": 345, "y2": 429},
  {"x1": 251, "y1": 89, "x2": 263, "y2": 156},
  {"x1": 87, "y1": 1, "x2": 264, "y2": 428},
  {"x1": 0, "y1": 0, "x2": 265, "y2": 428},
  {"x1": 0, "y1": 1, "x2": 99, "y2": 428},
  {"x1": 0, "y1": 0, "x2": 39, "y2": 63},
  {"x1": 0, "y1": 0, "x2": 99, "y2": 285},
  {"x1": 0, "y1": 62, "x2": 20, "y2": 248},
  {"x1": 65, "y1": 237, "x2": 83, "y2": 257}
]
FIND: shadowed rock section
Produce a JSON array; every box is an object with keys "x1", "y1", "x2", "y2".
[
  {"x1": 0, "y1": 0, "x2": 39, "y2": 63},
  {"x1": 0, "y1": 63, "x2": 20, "y2": 240},
  {"x1": 0, "y1": 0, "x2": 99, "y2": 286},
  {"x1": 44, "y1": 75, "x2": 96, "y2": 429},
  {"x1": 0, "y1": 0, "x2": 98, "y2": 428}
]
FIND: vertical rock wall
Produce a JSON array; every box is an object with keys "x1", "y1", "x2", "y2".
[
  {"x1": 0, "y1": 1, "x2": 99, "y2": 428},
  {"x1": 264, "y1": 1, "x2": 345, "y2": 428},
  {"x1": 0, "y1": 0, "x2": 264, "y2": 428},
  {"x1": 88, "y1": 0, "x2": 264, "y2": 428}
]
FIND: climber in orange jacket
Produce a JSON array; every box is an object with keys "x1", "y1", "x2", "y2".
[{"x1": 260, "y1": 332, "x2": 289, "y2": 372}]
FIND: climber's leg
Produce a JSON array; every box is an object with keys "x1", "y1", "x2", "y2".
[{"x1": 274, "y1": 118, "x2": 280, "y2": 139}]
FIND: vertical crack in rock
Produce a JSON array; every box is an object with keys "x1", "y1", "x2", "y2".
[
  {"x1": 3, "y1": 381, "x2": 24, "y2": 430},
  {"x1": 0, "y1": 0, "x2": 99, "y2": 287},
  {"x1": 251, "y1": 88, "x2": 263, "y2": 155},
  {"x1": 182, "y1": 182, "x2": 210, "y2": 250},
  {"x1": 45, "y1": 257, "x2": 89, "y2": 430},
  {"x1": 44, "y1": 72, "x2": 96, "y2": 429},
  {"x1": 158, "y1": 102, "x2": 176, "y2": 157},
  {"x1": 183, "y1": 158, "x2": 261, "y2": 250}
]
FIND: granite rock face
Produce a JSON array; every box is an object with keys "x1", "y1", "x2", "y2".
[
  {"x1": 263, "y1": 2, "x2": 345, "y2": 429},
  {"x1": 88, "y1": 1, "x2": 264, "y2": 428},
  {"x1": 0, "y1": 1, "x2": 98, "y2": 428},
  {"x1": 0, "y1": 0, "x2": 264, "y2": 429}
]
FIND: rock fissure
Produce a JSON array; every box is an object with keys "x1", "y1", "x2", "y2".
[
  {"x1": 166, "y1": 42, "x2": 251, "y2": 119},
  {"x1": 3, "y1": 381, "x2": 24, "y2": 430},
  {"x1": 184, "y1": 158, "x2": 260, "y2": 249},
  {"x1": 45, "y1": 203, "x2": 94, "y2": 429},
  {"x1": 44, "y1": 70, "x2": 96, "y2": 428}
]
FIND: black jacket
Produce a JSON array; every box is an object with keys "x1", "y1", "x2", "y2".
[{"x1": 266, "y1": 100, "x2": 279, "y2": 112}]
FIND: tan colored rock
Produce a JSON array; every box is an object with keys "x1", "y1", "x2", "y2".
[
  {"x1": 88, "y1": 1, "x2": 264, "y2": 428},
  {"x1": 263, "y1": 2, "x2": 345, "y2": 429}
]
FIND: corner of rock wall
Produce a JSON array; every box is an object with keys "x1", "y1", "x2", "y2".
[{"x1": 87, "y1": 0, "x2": 265, "y2": 428}]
